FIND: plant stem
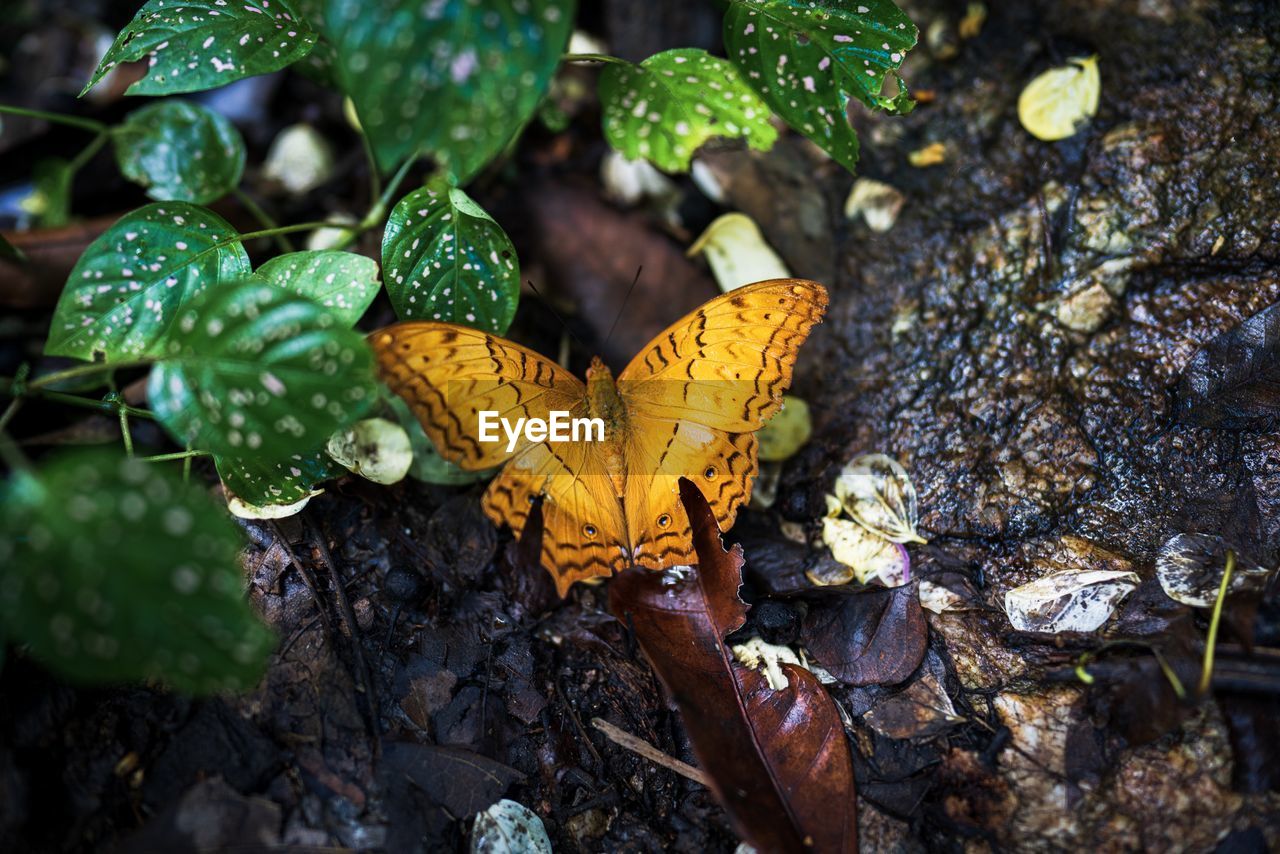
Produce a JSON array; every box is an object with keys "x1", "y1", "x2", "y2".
[
  {"x1": 1198, "y1": 550, "x2": 1235, "y2": 695},
  {"x1": 360, "y1": 133, "x2": 383, "y2": 209},
  {"x1": 20, "y1": 388, "x2": 155, "y2": 420},
  {"x1": 137, "y1": 449, "x2": 208, "y2": 463},
  {"x1": 66, "y1": 131, "x2": 109, "y2": 177},
  {"x1": 232, "y1": 188, "x2": 294, "y2": 253},
  {"x1": 562, "y1": 53, "x2": 629, "y2": 66},
  {"x1": 0, "y1": 399, "x2": 30, "y2": 472},
  {"x1": 0, "y1": 103, "x2": 108, "y2": 134},
  {"x1": 22, "y1": 360, "x2": 153, "y2": 391}
]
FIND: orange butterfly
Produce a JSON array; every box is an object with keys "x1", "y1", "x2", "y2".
[{"x1": 372, "y1": 278, "x2": 828, "y2": 595}]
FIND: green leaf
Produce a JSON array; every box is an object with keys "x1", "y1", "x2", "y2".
[
  {"x1": 599, "y1": 49, "x2": 777, "y2": 172},
  {"x1": 386, "y1": 393, "x2": 491, "y2": 485},
  {"x1": 83, "y1": 0, "x2": 317, "y2": 97},
  {"x1": 21, "y1": 158, "x2": 73, "y2": 229},
  {"x1": 113, "y1": 100, "x2": 246, "y2": 204},
  {"x1": 148, "y1": 281, "x2": 377, "y2": 458},
  {"x1": 382, "y1": 179, "x2": 519, "y2": 332},
  {"x1": 46, "y1": 203, "x2": 250, "y2": 361},
  {"x1": 215, "y1": 450, "x2": 340, "y2": 507},
  {"x1": 255, "y1": 250, "x2": 379, "y2": 327},
  {"x1": 723, "y1": 0, "x2": 917, "y2": 172},
  {"x1": 0, "y1": 449, "x2": 274, "y2": 694},
  {"x1": 321, "y1": 0, "x2": 575, "y2": 176}
]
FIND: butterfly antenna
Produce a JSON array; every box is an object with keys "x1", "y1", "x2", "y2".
[
  {"x1": 604, "y1": 266, "x2": 643, "y2": 350},
  {"x1": 525, "y1": 279, "x2": 589, "y2": 354}
]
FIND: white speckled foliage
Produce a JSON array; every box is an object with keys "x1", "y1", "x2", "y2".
[
  {"x1": 0, "y1": 450, "x2": 275, "y2": 694},
  {"x1": 113, "y1": 100, "x2": 246, "y2": 203},
  {"x1": 320, "y1": 0, "x2": 575, "y2": 176},
  {"x1": 382, "y1": 179, "x2": 519, "y2": 332},
  {"x1": 83, "y1": 0, "x2": 316, "y2": 96},
  {"x1": 255, "y1": 250, "x2": 380, "y2": 326},
  {"x1": 46, "y1": 203, "x2": 250, "y2": 361},
  {"x1": 215, "y1": 449, "x2": 339, "y2": 507},
  {"x1": 147, "y1": 281, "x2": 377, "y2": 458},
  {"x1": 723, "y1": 0, "x2": 917, "y2": 171},
  {"x1": 600, "y1": 49, "x2": 777, "y2": 172}
]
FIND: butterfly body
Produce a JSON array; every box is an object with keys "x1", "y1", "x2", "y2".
[{"x1": 374, "y1": 279, "x2": 828, "y2": 595}]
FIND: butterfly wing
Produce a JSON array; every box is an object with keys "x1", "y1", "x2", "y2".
[
  {"x1": 372, "y1": 322, "x2": 628, "y2": 593},
  {"x1": 372, "y1": 322, "x2": 587, "y2": 469},
  {"x1": 618, "y1": 279, "x2": 827, "y2": 559}
]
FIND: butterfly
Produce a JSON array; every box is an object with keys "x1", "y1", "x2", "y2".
[{"x1": 372, "y1": 278, "x2": 828, "y2": 595}]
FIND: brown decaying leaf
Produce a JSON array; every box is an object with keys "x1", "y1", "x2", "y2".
[
  {"x1": 609, "y1": 479, "x2": 858, "y2": 854},
  {"x1": 800, "y1": 583, "x2": 928, "y2": 687},
  {"x1": 1175, "y1": 300, "x2": 1280, "y2": 430}
]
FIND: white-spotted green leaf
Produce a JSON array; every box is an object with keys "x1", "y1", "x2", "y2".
[
  {"x1": 215, "y1": 450, "x2": 340, "y2": 512},
  {"x1": 320, "y1": 0, "x2": 575, "y2": 176},
  {"x1": 325, "y1": 417, "x2": 412, "y2": 485},
  {"x1": 1156, "y1": 533, "x2": 1274, "y2": 608},
  {"x1": 46, "y1": 203, "x2": 249, "y2": 361},
  {"x1": 0, "y1": 449, "x2": 275, "y2": 694},
  {"x1": 819, "y1": 495, "x2": 910, "y2": 586},
  {"x1": 1004, "y1": 569, "x2": 1139, "y2": 634},
  {"x1": 833, "y1": 452, "x2": 926, "y2": 544},
  {"x1": 723, "y1": 0, "x2": 918, "y2": 172},
  {"x1": 1018, "y1": 56, "x2": 1100, "y2": 142},
  {"x1": 382, "y1": 179, "x2": 519, "y2": 331},
  {"x1": 83, "y1": 0, "x2": 317, "y2": 97},
  {"x1": 599, "y1": 48, "x2": 777, "y2": 172},
  {"x1": 687, "y1": 212, "x2": 790, "y2": 292},
  {"x1": 147, "y1": 281, "x2": 377, "y2": 458},
  {"x1": 470, "y1": 799, "x2": 553, "y2": 854},
  {"x1": 386, "y1": 393, "x2": 491, "y2": 485},
  {"x1": 255, "y1": 250, "x2": 379, "y2": 327},
  {"x1": 113, "y1": 100, "x2": 246, "y2": 203}
]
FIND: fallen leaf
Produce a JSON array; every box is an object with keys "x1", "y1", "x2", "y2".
[
  {"x1": 820, "y1": 497, "x2": 911, "y2": 587},
  {"x1": 843, "y1": 178, "x2": 906, "y2": 232},
  {"x1": 833, "y1": 454, "x2": 927, "y2": 544},
  {"x1": 1175, "y1": 301, "x2": 1280, "y2": 430},
  {"x1": 262, "y1": 123, "x2": 336, "y2": 196},
  {"x1": 326, "y1": 417, "x2": 413, "y2": 485},
  {"x1": 1004, "y1": 569, "x2": 1139, "y2": 633},
  {"x1": 800, "y1": 583, "x2": 928, "y2": 687},
  {"x1": 687, "y1": 212, "x2": 791, "y2": 292},
  {"x1": 609, "y1": 478, "x2": 858, "y2": 853},
  {"x1": 1155, "y1": 532, "x2": 1274, "y2": 607},
  {"x1": 907, "y1": 142, "x2": 947, "y2": 167},
  {"x1": 471, "y1": 799, "x2": 553, "y2": 854},
  {"x1": 758, "y1": 395, "x2": 812, "y2": 462},
  {"x1": 1017, "y1": 56, "x2": 1100, "y2": 142},
  {"x1": 863, "y1": 652, "x2": 961, "y2": 739}
]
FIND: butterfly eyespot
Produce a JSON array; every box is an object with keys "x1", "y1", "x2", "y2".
[
  {"x1": 657, "y1": 514, "x2": 671, "y2": 528},
  {"x1": 583, "y1": 523, "x2": 597, "y2": 538},
  {"x1": 704, "y1": 466, "x2": 717, "y2": 479}
]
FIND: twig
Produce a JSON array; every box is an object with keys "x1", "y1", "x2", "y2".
[
  {"x1": 269, "y1": 520, "x2": 335, "y2": 641},
  {"x1": 590, "y1": 717, "x2": 709, "y2": 786},
  {"x1": 306, "y1": 515, "x2": 382, "y2": 755}
]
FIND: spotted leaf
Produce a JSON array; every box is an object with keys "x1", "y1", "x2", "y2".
[
  {"x1": 382, "y1": 178, "x2": 519, "y2": 331},
  {"x1": 723, "y1": 0, "x2": 917, "y2": 172},
  {"x1": 255, "y1": 250, "x2": 380, "y2": 327},
  {"x1": 113, "y1": 100, "x2": 246, "y2": 203},
  {"x1": 83, "y1": 0, "x2": 316, "y2": 96},
  {"x1": 320, "y1": 0, "x2": 574, "y2": 176},
  {"x1": 46, "y1": 203, "x2": 250, "y2": 361},
  {"x1": 148, "y1": 281, "x2": 377, "y2": 458},
  {"x1": 0, "y1": 449, "x2": 275, "y2": 694},
  {"x1": 216, "y1": 449, "x2": 340, "y2": 510},
  {"x1": 599, "y1": 48, "x2": 777, "y2": 172}
]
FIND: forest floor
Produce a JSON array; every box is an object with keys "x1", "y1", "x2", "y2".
[{"x1": 2, "y1": 0, "x2": 1279, "y2": 851}]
